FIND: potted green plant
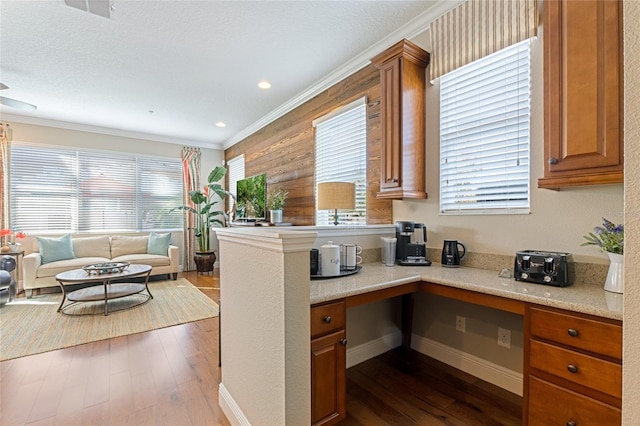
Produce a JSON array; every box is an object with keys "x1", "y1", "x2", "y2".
[
  {"x1": 267, "y1": 188, "x2": 288, "y2": 224},
  {"x1": 582, "y1": 217, "x2": 624, "y2": 293},
  {"x1": 172, "y1": 165, "x2": 233, "y2": 271}
]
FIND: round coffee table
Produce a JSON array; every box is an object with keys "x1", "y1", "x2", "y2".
[{"x1": 55, "y1": 264, "x2": 153, "y2": 316}]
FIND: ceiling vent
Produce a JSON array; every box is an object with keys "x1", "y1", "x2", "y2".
[{"x1": 64, "y1": 0, "x2": 113, "y2": 19}]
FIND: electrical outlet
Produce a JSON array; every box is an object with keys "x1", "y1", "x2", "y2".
[
  {"x1": 498, "y1": 328, "x2": 511, "y2": 348},
  {"x1": 456, "y1": 315, "x2": 466, "y2": 333}
]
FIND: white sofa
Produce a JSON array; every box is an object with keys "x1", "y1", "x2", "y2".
[{"x1": 23, "y1": 235, "x2": 179, "y2": 298}]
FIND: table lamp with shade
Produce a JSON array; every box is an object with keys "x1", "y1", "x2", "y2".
[{"x1": 317, "y1": 182, "x2": 355, "y2": 226}]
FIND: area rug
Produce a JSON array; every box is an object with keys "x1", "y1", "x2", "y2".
[{"x1": 0, "y1": 278, "x2": 219, "y2": 361}]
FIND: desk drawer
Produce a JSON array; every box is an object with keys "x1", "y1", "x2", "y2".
[
  {"x1": 530, "y1": 340, "x2": 621, "y2": 399},
  {"x1": 528, "y1": 376, "x2": 620, "y2": 426},
  {"x1": 529, "y1": 306, "x2": 621, "y2": 360},
  {"x1": 311, "y1": 300, "x2": 346, "y2": 339}
]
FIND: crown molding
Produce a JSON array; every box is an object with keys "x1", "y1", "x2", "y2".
[
  {"x1": 1, "y1": 112, "x2": 223, "y2": 150},
  {"x1": 223, "y1": 0, "x2": 463, "y2": 150}
]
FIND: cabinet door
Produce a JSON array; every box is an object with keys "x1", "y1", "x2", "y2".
[
  {"x1": 379, "y1": 58, "x2": 402, "y2": 192},
  {"x1": 540, "y1": 0, "x2": 623, "y2": 188},
  {"x1": 528, "y1": 376, "x2": 621, "y2": 426},
  {"x1": 311, "y1": 330, "x2": 346, "y2": 426}
]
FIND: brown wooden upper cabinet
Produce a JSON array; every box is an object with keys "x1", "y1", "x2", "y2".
[
  {"x1": 371, "y1": 39, "x2": 430, "y2": 199},
  {"x1": 539, "y1": 0, "x2": 623, "y2": 189}
]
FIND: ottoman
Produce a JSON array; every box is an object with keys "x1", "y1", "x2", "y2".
[{"x1": 0, "y1": 270, "x2": 16, "y2": 305}]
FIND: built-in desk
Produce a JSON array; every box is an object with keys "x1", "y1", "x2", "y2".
[
  {"x1": 215, "y1": 229, "x2": 621, "y2": 426},
  {"x1": 310, "y1": 263, "x2": 622, "y2": 320},
  {"x1": 310, "y1": 263, "x2": 622, "y2": 426}
]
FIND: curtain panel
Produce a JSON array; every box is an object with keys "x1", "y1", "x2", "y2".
[
  {"x1": 429, "y1": 0, "x2": 538, "y2": 81},
  {"x1": 181, "y1": 147, "x2": 201, "y2": 271},
  {"x1": 0, "y1": 123, "x2": 12, "y2": 231}
]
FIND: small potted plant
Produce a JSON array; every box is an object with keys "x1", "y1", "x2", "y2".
[
  {"x1": 267, "y1": 188, "x2": 288, "y2": 224},
  {"x1": 582, "y1": 217, "x2": 624, "y2": 293}
]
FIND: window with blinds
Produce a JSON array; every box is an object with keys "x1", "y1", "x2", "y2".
[
  {"x1": 439, "y1": 39, "x2": 531, "y2": 215},
  {"x1": 226, "y1": 154, "x2": 245, "y2": 212},
  {"x1": 313, "y1": 97, "x2": 367, "y2": 226},
  {"x1": 10, "y1": 144, "x2": 183, "y2": 233}
]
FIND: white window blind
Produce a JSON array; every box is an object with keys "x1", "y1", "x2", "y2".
[
  {"x1": 439, "y1": 40, "x2": 531, "y2": 214},
  {"x1": 226, "y1": 154, "x2": 245, "y2": 211},
  {"x1": 313, "y1": 97, "x2": 367, "y2": 226},
  {"x1": 10, "y1": 144, "x2": 183, "y2": 233}
]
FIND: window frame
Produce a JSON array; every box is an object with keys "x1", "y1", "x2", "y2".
[
  {"x1": 313, "y1": 97, "x2": 368, "y2": 226},
  {"x1": 438, "y1": 39, "x2": 532, "y2": 216},
  {"x1": 9, "y1": 142, "x2": 183, "y2": 234}
]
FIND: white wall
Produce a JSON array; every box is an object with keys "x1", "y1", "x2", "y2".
[{"x1": 623, "y1": 1, "x2": 639, "y2": 422}]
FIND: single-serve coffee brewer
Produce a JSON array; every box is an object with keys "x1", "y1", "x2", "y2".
[{"x1": 395, "y1": 221, "x2": 431, "y2": 266}]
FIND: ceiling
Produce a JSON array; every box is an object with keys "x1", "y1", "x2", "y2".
[{"x1": 0, "y1": 0, "x2": 453, "y2": 150}]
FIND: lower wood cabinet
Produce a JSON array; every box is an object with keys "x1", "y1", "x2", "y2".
[
  {"x1": 526, "y1": 305, "x2": 622, "y2": 425},
  {"x1": 311, "y1": 300, "x2": 347, "y2": 426}
]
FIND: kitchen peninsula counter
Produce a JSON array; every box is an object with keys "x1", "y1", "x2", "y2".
[{"x1": 310, "y1": 262, "x2": 622, "y2": 321}]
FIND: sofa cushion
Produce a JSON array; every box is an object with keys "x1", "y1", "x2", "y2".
[
  {"x1": 37, "y1": 257, "x2": 111, "y2": 278},
  {"x1": 110, "y1": 235, "x2": 148, "y2": 258},
  {"x1": 72, "y1": 236, "x2": 111, "y2": 259},
  {"x1": 147, "y1": 232, "x2": 171, "y2": 256},
  {"x1": 112, "y1": 254, "x2": 170, "y2": 267},
  {"x1": 37, "y1": 234, "x2": 76, "y2": 264}
]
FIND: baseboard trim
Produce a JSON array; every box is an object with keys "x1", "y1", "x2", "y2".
[
  {"x1": 219, "y1": 383, "x2": 251, "y2": 426},
  {"x1": 346, "y1": 330, "x2": 402, "y2": 368},
  {"x1": 411, "y1": 334, "x2": 523, "y2": 396}
]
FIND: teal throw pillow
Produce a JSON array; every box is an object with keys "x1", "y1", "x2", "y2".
[
  {"x1": 147, "y1": 232, "x2": 171, "y2": 256},
  {"x1": 37, "y1": 234, "x2": 76, "y2": 264}
]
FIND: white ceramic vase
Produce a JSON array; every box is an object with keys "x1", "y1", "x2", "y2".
[
  {"x1": 270, "y1": 209, "x2": 283, "y2": 224},
  {"x1": 604, "y1": 252, "x2": 624, "y2": 294}
]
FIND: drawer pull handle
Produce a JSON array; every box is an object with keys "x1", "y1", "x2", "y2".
[
  {"x1": 567, "y1": 364, "x2": 578, "y2": 373},
  {"x1": 340, "y1": 338, "x2": 348, "y2": 346},
  {"x1": 567, "y1": 421, "x2": 577, "y2": 426},
  {"x1": 567, "y1": 328, "x2": 579, "y2": 337},
  {"x1": 323, "y1": 316, "x2": 332, "y2": 324}
]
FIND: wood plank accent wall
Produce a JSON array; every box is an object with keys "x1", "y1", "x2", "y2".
[{"x1": 225, "y1": 64, "x2": 392, "y2": 226}]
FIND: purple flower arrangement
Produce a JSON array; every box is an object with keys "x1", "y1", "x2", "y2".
[{"x1": 582, "y1": 218, "x2": 624, "y2": 255}]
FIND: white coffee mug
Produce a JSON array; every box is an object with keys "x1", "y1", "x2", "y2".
[{"x1": 340, "y1": 244, "x2": 362, "y2": 270}]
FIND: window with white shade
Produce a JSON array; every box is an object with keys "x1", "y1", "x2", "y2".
[
  {"x1": 226, "y1": 154, "x2": 245, "y2": 212},
  {"x1": 313, "y1": 97, "x2": 367, "y2": 226},
  {"x1": 439, "y1": 39, "x2": 531, "y2": 214},
  {"x1": 10, "y1": 144, "x2": 183, "y2": 233}
]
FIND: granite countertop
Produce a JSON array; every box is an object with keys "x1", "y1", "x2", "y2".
[{"x1": 310, "y1": 262, "x2": 623, "y2": 321}]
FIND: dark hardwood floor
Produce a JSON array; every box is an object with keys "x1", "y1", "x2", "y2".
[{"x1": 1, "y1": 270, "x2": 521, "y2": 426}]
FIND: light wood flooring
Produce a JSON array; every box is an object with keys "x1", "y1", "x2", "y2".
[{"x1": 1, "y1": 270, "x2": 521, "y2": 426}]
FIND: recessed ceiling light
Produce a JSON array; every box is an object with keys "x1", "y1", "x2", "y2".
[
  {"x1": 258, "y1": 81, "x2": 272, "y2": 89},
  {"x1": 216, "y1": 122, "x2": 226, "y2": 128}
]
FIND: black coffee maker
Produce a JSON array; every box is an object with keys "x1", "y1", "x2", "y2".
[{"x1": 395, "y1": 221, "x2": 431, "y2": 266}]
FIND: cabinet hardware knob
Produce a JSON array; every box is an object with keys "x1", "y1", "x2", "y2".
[
  {"x1": 549, "y1": 157, "x2": 558, "y2": 164},
  {"x1": 567, "y1": 364, "x2": 578, "y2": 373},
  {"x1": 567, "y1": 328, "x2": 579, "y2": 337},
  {"x1": 323, "y1": 316, "x2": 331, "y2": 324},
  {"x1": 340, "y1": 338, "x2": 348, "y2": 345},
  {"x1": 391, "y1": 178, "x2": 398, "y2": 183},
  {"x1": 567, "y1": 421, "x2": 577, "y2": 426}
]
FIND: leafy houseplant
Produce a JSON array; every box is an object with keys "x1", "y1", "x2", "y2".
[
  {"x1": 582, "y1": 217, "x2": 624, "y2": 293},
  {"x1": 172, "y1": 166, "x2": 232, "y2": 253},
  {"x1": 267, "y1": 188, "x2": 288, "y2": 224},
  {"x1": 582, "y1": 217, "x2": 624, "y2": 255},
  {"x1": 267, "y1": 188, "x2": 288, "y2": 211}
]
